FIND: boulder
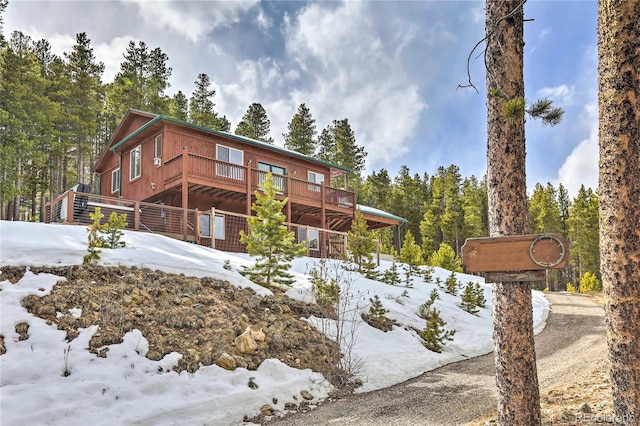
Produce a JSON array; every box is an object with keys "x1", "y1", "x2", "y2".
[{"x1": 216, "y1": 352, "x2": 236, "y2": 370}]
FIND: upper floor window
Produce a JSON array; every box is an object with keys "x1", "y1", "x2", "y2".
[
  {"x1": 111, "y1": 168, "x2": 120, "y2": 193},
  {"x1": 258, "y1": 162, "x2": 286, "y2": 191},
  {"x1": 217, "y1": 145, "x2": 243, "y2": 165},
  {"x1": 308, "y1": 171, "x2": 325, "y2": 192},
  {"x1": 216, "y1": 144, "x2": 244, "y2": 180},
  {"x1": 130, "y1": 145, "x2": 141, "y2": 181},
  {"x1": 154, "y1": 134, "x2": 162, "y2": 159}
]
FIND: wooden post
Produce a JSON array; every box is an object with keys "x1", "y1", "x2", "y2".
[
  {"x1": 66, "y1": 192, "x2": 74, "y2": 224},
  {"x1": 246, "y1": 162, "x2": 252, "y2": 217},
  {"x1": 134, "y1": 201, "x2": 140, "y2": 231},
  {"x1": 210, "y1": 207, "x2": 216, "y2": 249},
  {"x1": 181, "y1": 148, "x2": 189, "y2": 240},
  {"x1": 195, "y1": 209, "x2": 200, "y2": 245},
  {"x1": 320, "y1": 185, "x2": 326, "y2": 258}
]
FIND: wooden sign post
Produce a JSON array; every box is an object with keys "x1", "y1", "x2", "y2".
[{"x1": 461, "y1": 233, "x2": 569, "y2": 283}]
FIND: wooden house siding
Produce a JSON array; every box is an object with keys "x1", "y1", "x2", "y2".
[{"x1": 93, "y1": 110, "x2": 402, "y2": 241}]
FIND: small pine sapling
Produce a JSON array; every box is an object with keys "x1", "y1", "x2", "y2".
[
  {"x1": 103, "y1": 212, "x2": 128, "y2": 248},
  {"x1": 445, "y1": 271, "x2": 458, "y2": 295},
  {"x1": 84, "y1": 208, "x2": 108, "y2": 264},
  {"x1": 421, "y1": 265, "x2": 435, "y2": 283},
  {"x1": 403, "y1": 265, "x2": 413, "y2": 288},
  {"x1": 434, "y1": 277, "x2": 444, "y2": 289},
  {"x1": 418, "y1": 289, "x2": 440, "y2": 319},
  {"x1": 368, "y1": 295, "x2": 389, "y2": 319},
  {"x1": 579, "y1": 272, "x2": 602, "y2": 293},
  {"x1": 472, "y1": 283, "x2": 486, "y2": 308},
  {"x1": 420, "y1": 307, "x2": 455, "y2": 353},
  {"x1": 381, "y1": 262, "x2": 401, "y2": 286},
  {"x1": 309, "y1": 264, "x2": 339, "y2": 305},
  {"x1": 460, "y1": 283, "x2": 479, "y2": 315}
]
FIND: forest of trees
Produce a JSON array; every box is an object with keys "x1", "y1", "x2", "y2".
[{"x1": 0, "y1": 5, "x2": 599, "y2": 288}]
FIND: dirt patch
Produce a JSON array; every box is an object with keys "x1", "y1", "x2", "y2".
[{"x1": 1, "y1": 265, "x2": 341, "y2": 383}]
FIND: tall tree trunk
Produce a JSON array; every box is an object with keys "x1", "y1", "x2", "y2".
[
  {"x1": 485, "y1": 1, "x2": 541, "y2": 424},
  {"x1": 598, "y1": 0, "x2": 640, "y2": 422}
]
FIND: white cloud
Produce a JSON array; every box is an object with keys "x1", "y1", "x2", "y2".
[
  {"x1": 556, "y1": 101, "x2": 598, "y2": 196},
  {"x1": 537, "y1": 84, "x2": 575, "y2": 106},
  {"x1": 127, "y1": 0, "x2": 258, "y2": 43},
  {"x1": 255, "y1": 9, "x2": 272, "y2": 33},
  {"x1": 94, "y1": 36, "x2": 135, "y2": 83}
]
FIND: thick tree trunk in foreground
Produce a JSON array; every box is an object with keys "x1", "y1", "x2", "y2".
[
  {"x1": 598, "y1": 0, "x2": 640, "y2": 422},
  {"x1": 485, "y1": 1, "x2": 540, "y2": 424}
]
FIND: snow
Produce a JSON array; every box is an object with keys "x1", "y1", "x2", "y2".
[{"x1": 0, "y1": 221, "x2": 550, "y2": 425}]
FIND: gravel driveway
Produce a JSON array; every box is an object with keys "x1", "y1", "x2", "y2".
[{"x1": 267, "y1": 292, "x2": 606, "y2": 426}]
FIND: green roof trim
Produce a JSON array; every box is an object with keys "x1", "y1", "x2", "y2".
[
  {"x1": 357, "y1": 204, "x2": 408, "y2": 223},
  {"x1": 110, "y1": 113, "x2": 352, "y2": 173}
]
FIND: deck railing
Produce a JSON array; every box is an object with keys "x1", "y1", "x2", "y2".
[
  {"x1": 163, "y1": 152, "x2": 355, "y2": 209},
  {"x1": 43, "y1": 190, "x2": 353, "y2": 259}
]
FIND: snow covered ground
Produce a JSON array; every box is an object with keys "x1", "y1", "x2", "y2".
[{"x1": 0, "y1": 221, "x2": 549, "y2": 425}]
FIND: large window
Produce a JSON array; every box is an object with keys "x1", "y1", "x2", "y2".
[
  {"x1": 308, "y1": 171, "x2": 325, "y2": 192},
  {"x1": 258, "y1": 162, "x2": 286, "y2": 191},
  {"x1": 154, "y1": 134, "x2": 162, "y2": 159},
  {"x1": 130, "y1": 145, "x2": 141, "y2": 181},
  {"x1": 216, "y1": 145, "x2": 244, "y2": 180},
  {"x1": 199, "y1": 214, "x2": 225, "y2": 239},
  {"x1": 111, "y1": 168, "x2": 120, "y2": 193}
]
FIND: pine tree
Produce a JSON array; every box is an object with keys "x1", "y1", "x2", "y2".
[
  {"x1": 235, "y1": 102, "x2": 274, "y2": 143},
  {"x1": 347, "y1": 210, "x2": 377, "y2": 274},
  {"x1": 368, "y1": 295, "x2": 388, "y2": 319},
  {"x1": 460, "y1": 283, "x2": 479, "y2": 315},
  {"x1": 381, "y1": 262, "x2": 401, "y2": 286},
  {"x1": 428, "y1": 243, "x2": 462, "y2": 272},
  {"x1": 472, "y1": 283, "x2": 486, "y2": 308},
  {"x1": 444, "y1": 271, "x2": 458, "y2": 296},
  {"x1": 169, "y1": 90, "x2": 189, "y2": 121},
  {"x1": 398, "y1": 230, "x2": 423, "y2": 275},
  {"x1": 189, "y1": 73, "x2": 226, "y2": 130},
  {"x1": 568, "y1": 185, "x2": 600, "y2": 281},
  {"x1": 317, "y1": 119, "x2": 366, "y2": 191},
  {"x1": 239, "y1": 173, "x2": 306, "y2": 288},
  {"x1": 420, "y1": 307, "x2": 455, "y2": 353},
  {"x1": 283, "y1": 103, "x2": 317, "y2": 155}
]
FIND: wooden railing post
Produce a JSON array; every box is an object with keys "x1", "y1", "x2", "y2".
[
  {"x1": 181, "y1": 148, "x2": 189, "y2": 239},
  {"x1": 134, "y1": 201, "x2": 140, "y2": 231},
  {"x1": 66, "y1": 192, "x2": 74, "y2": 224},
  {"x1": 211, "y1": 207, "x2": 216, "y2": 249}
]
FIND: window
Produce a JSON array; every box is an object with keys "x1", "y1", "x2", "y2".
[
  {"x1": 199, "y1": 214, "x2": 225, "y2": 239},
  {"x1": 308, "y1": 171, "x2": 325, "y2": 192},
  {"x1": 298, "y1": 228, "x2": 319, "y2": 250},
  {"x1": 216, "y1": 145, "x2": 244, "y2": 180},
  {"x1": 154, "y1": 134, "x2": 162, "y2": 159},
  {"x1": 258, "y1": 162, "x2": 286, "y2": 191},
  {"x1": 130, "y1": 145, "x2": 141, "y2": 181},
  {"x1": 111, "y1": 168, "x2": 120, "y2": 193}
]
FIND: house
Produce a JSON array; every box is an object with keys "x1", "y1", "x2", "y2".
[{"x1": 89, "y1": 109, "x2": 406, "y2": 256}]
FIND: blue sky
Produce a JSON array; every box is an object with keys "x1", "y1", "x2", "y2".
[{"x1": 4, "y1": 0, "x2": 598, "y2": 197}]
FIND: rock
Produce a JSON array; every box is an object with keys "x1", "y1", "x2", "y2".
[
  {"x1": 249, "y1": 326, "x2": 266, "y2": 342},
  {"x1": 260, "y1": 405, "x2": 274, "y2": 416},
  {"x1": 300, "y1": 390, "x2": 314, "y2": 401},
  {"x1": 216, "y1": 352, "x2": 236, "y2": 370},
  {"x1": 579, "y1": 403, "x2": 592, "y2": 413},
  {"x1": 235, "y1": 327, "x2": 258, "y2": 354},
  {"x1": 15, "y1": 322, "x2": 29, "y2": 341},
  {"x1": 0, "y1": 335, "x2": 5, "y2": 355}
]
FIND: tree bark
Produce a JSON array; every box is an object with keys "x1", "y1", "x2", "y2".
[
  {"x1": 485, "y1": 1, "x2": 541, "y2": 424},
  {"x1": 598, "y1": 0, "x2": 640, "y2": 422}
]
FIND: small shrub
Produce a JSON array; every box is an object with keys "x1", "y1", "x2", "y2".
[
  {"x1": 83, "y1": 208, "x2": 128, "y2": 265},
  {"x1": 310, "y1": 262, "x2": 339, "y2": 305},
  {"x1": 566, "y1": 283, "x2": 578, "y2": 293},
  {"x1": 421, "y1": 266, "x2": 435, "y2": 282},
  {"x1": 579, "y1": 272, "x2": 602, "y2": 293}
]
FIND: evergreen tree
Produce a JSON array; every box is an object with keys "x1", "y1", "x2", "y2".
[
  {"x1": 528, "y1": 182, "x2": 562, "y2": 233},
  {"x1": 189, "y1": 73, "x2": 226, "y2": 130},
  {"x1": 444, "y1": 271, "x2": 458, "y2": 296},
  {"x1": 398, "y1": 230, "x2": 422, "y2": 275},
  {"x1": 368, "y1": 295, "x2": 388, "y2": 319},
  {"x1": 461, "y1": 175, "x2": 489, "y2": 240},
  {"x1": 390, "y1": 166, "x2": 424, "y2": 246},
  {"x1": 472, "y1": 282, "x2": 487, "y2": 308},
  {"x1": 235, "y1": 102, "x2": 274, "y2": 143},
  {"x1": 460, "y1": 283, "x2": 479, "y2": 315},
  {"x1": 347, "y1": 210, "x2": 377, "y2": 276},
  {"x1": 64, "y1": 32, "x2": 105, "y2": 185},
  {"x1": 283, "y1": 103, "x2": 317, "y2": 155},
  {"x1": 0, "y1": 0, "x2": 7, "y2": 46},
  {"x1": 169, "y1": 90, "x2": 189, "y2": 121},
  {"x1": 239, "y1": 173, "x2": 306, "y2": 288},
  {"x1": 428, "y1": 243, "x2": 462, "y2": 272},
  {"x1": 419, "y1": 307, "x2": 455, "y2": 353},
  {"x1": 381, "y1": 262, "x2": 401, "y2": 286},
  {"x1": 317, "y1": 119, "x2": 366, "y2": 191},
  {"x1": 568, "y1": 185, "x2": 600, "y2": 281}
]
